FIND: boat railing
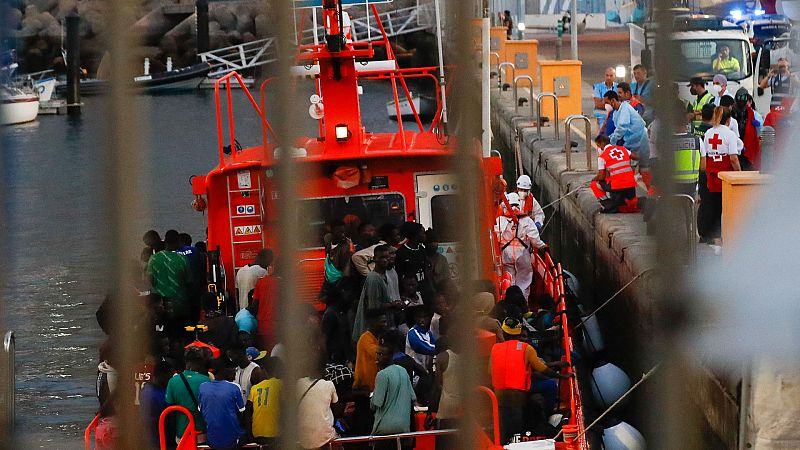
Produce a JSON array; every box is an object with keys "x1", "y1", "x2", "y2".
[
  {"x1": 213, "y1": 71, "x2": 267, "y2": 166},
  {"x1": 2, "y1": 331, "x2": 14, "y2": 437}
]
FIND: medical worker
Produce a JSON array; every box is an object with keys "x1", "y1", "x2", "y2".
[{"x1": 495, "y1": 193, "x2": 547, "y2": 299}]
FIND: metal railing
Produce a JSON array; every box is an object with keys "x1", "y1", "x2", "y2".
[
  {"x1": 490, "y1": 52, "x2": 501, "y2": 75},
  {"x1": 536, "y1": 92, "x2": 559, "y2": 140},
  {"x1": 564, "y1": 115, "x2": 593, "y2": 171},
  {"x1": 2, "y1": 331, "x2": 15, "y2": 436},
  {"x1": 329, "y1": 429, "x2": 458, "y2": 449},
  {"x1": 497, "y1": 62, "x2": 515, "y2": 90},
  {"x1": 513, "y1": 75, "x2": 534, "y2": 116}
]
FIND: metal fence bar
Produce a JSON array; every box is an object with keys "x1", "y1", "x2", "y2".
[
  {"x1": 497, "y1": 62, "x2": 515, "y2": 90},
  {"x1": 1, "y1": 331, "x2": 14, "y2": 438},
  {"x1": 564, "y1": 114, "x2": 592, "y2": 171},
  {"x1": 536, "y1": 92, "x2": 559, "y2": 140},
  {"x1": 513, "y1": 75, "x2": 534, "y2": 115}
]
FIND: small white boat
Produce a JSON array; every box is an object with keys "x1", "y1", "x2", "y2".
[
  {"x1": 386, "y1": 92, "x2": 436, "y2": 120},
  {"x1": 1, "y1": 86, "x2": 39, "y2": 126}
]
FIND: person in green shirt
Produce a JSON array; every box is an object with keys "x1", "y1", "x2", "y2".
[
  {"x1": 371, "y1": 343, "x2": 416, "y2": 449},
  {"x1": 147, "y1": 230, "x2": 191, "y2": 321},
  {"x1": 165, "y1": 347, "x2": 211, "y2": 445}
]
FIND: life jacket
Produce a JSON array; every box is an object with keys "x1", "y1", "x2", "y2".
[
  {"x1": 599, "y1": 145, "x2": 637, "y2": 190},
  {"x1": 704, "y1": 131, "x2": 735, "y2": 192},
  {"x1": 490, "y1": 340, "x2": 531, "y2": 391}
]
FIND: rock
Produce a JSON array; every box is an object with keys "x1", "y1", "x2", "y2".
[
  {"x1": 38, "y1": 11, "x2": 58, "y2": 28},
  {"x1": 54, "y1": 0, "x2": 77, "y2": 19},
  {"x1": 24, "y1": 5, "x2": 39, "y2": 18},
  {"x1": 159, "y1": 34, "x2": 178, "y2": 55},
  {"x1": 254, "y1": 13, "x2": 269, "y2": 38},
  {"x1": 228, "y1": 30, "x2": 241, "y2": 44},
  {"x1": 20, "y1": 15, "x2": 44, "y2": 34},
  {"x1": 236, "y1": 13, "x2": 253, "y2": 35},
  {"x1": 208, "y1": 20, "x2": 220, "y2": 34},
  {"x1": 211, "y1": 6, "x2": 235, "y2": 30},
  {"x1": 242, "y1": 32, "x2": 256, "y2": 43},
  {"x1": 30, "y1": 0, "x2": 57, "y2": 15}
]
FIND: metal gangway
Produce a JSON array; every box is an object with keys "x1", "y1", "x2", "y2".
[{"x1": 199, "y1": 3, "x2": 434, "y2": 77}]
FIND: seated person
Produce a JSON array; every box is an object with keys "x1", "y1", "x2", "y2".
[
  {"x1": 590, "y1": 135, "x2": 639, "y2": 213},
  {"x1": 712, "y1": 45, "x2": 740, "y2": 74}
]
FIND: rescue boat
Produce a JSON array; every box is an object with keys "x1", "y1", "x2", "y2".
[{"x1": 85, "y1": 1, "x2": 589, "y2": 448}]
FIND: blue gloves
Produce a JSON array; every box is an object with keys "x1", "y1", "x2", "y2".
[{"x1": 752, "y1": 119, "x2": 761, "y2": 127}]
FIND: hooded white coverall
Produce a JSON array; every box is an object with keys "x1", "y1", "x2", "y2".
[{"x1": 495, "y1": 214, "x2": 546, "y2": 299}]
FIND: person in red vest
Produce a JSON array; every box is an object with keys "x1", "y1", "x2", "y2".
[
  {"x1": 590, "y1": 135, "x2": 639, "y2": 213},
  {"x1": 617, "y1": 82, "x2": 645, "y2": 117},
  {"x1": 729, "y1": 88, "x2": 762, "y2": 169},
  {"x1": 701, "y1": 106, "x2": 742, "y2": 246},
  {"x1": 489, "y1": 318, "x2": 570, "y2": 443}
]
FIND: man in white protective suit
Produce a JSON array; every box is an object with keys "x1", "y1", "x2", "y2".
[
  {"x1": 495, "y1": 192, "x2": 547, "y2": 299},
  {"x1": 514, "y1": 175, "x2": 545, "y2": 230}
]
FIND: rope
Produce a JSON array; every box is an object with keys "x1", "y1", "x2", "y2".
[
  {"x1": 573, "y1": 269, "x2": 653, "y2": 331},
  {"x1": 541, "y1": 182, "x2": 588, "y2": 210}
]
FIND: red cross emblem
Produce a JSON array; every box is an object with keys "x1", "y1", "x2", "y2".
[{"x1": 708, "y1": 133, "x2": 723, "y2": 150}]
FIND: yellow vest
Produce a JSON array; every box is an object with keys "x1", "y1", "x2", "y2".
[{"x1": 673, "y1": 133, "x2": 700, "y2": 183}]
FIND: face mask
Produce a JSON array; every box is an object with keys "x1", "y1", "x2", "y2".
[
  {"x1": 604, "y1": 103, "x2": 613, "y2": 112},
  {"x1": 710, "y1": 84, "x2": 722, "y2": 96},
  {"x1": 518, "y1": 190, "x2": 528, "y2": 199}
]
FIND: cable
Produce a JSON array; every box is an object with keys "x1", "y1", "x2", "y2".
[
  {"x1": 573, "y1": 269, "x2": 653, "y2": 331},
  {"x1": 541, "y1": 182, "x2": 588, "y2": 210}
]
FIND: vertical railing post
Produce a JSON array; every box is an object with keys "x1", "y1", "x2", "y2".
[
  {"x1": 564, "y1": 115, "x2": 592, "y2": 171},
  {"x1": 513, "y1": 75, "x2": 534, "y2": 115},
  {"x1": 497, "y1": 62, "x2": 515, "y2": 90},
  {"x1": 536, "y1": 92, "x2": 559, "y2": 140},
  {"x1": 1, "y1": 331, "x2": 14, "y2": 438}
]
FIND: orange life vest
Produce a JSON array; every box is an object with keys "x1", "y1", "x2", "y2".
[
  {"x1": 599, "y1": 145, "x2": 637, "y2": 190},
  {"x1": 490, "y1": 340, "x2": 531, "y2": 391}
]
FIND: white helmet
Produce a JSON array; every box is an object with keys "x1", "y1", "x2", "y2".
[
  {"x1": 502, "y1": 192, "x2": 521, "y2": 214},
  {"x1": 516, "y1": 175, "x2": 532, "y2": 190}
]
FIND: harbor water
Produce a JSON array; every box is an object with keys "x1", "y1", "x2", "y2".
[{"x1": 1, "y1": 81, "x2": 415, "y2": 448}]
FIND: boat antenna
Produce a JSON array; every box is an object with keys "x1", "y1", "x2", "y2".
[{"x1": 434, "y1": 0, "x2": 448, "y2": 125}]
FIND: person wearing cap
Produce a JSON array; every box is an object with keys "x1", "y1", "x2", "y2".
[
  {"x1": 686, "y1": 77, "x2": 714, "y2": 132},
  {"x1": 712, "y1": 44, "x2": 740, "y2": 75},
  {"x1": 731, "y1": 87, "x2": 762, "y2": 169},
  {"x1": 228, "y1": 342, "x2": 260, "y2": 402},
  {"x1": 514, "y1": 174, "x2": 545, "y2": 228},
  {"x1": 495, "y1": 193, "x2": 547, "y2": 299},
  {"x1": 490, "y1": 317, "x2": 571, "y2": 443},
  {"x1": 711, "y1": 74, "x2": 734, "y2": 106}
]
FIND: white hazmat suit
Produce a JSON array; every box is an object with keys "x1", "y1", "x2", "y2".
[{"x1": 496, "y1": 193, "x2": 547, "y2": 299}]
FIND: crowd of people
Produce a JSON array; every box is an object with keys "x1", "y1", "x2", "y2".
[
  {"x1": 91, "y1": 215, "x2": 572, "y2": 449},
  {"x1": 590, "y1": 61, "x2": 796, "y2": 246}
]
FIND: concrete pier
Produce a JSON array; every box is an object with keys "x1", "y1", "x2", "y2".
[{"x1": 490, "y1": 82, "x2": 739, "y2": 448}]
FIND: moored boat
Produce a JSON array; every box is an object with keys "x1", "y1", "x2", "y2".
[{"x1": 1, "y1": 85, "x2": 39, "y2": 126}]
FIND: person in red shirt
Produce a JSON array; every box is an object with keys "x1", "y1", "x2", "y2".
[
  {"x1": 252, "y1": 266, "x2": 280, "y2": 351},
  {"x1": 591, "y1": 135, "x2": 639, "y2": 213}
]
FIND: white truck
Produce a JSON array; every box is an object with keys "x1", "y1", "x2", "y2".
[{"x1": 629, "y1": 15, "x2": 772, "y2": 112}]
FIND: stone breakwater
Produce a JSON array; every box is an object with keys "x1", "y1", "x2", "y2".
[{"x1": 2, "y1": 0, "x2": 421, "y2": 75}]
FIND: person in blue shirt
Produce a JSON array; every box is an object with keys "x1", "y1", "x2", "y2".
[
  {"x1": 139, "y1": 360, "x2": 173, "y2": 448},
  {"x1": 631, "y1": 64, "x2": 653, "y2": 123},
  {"x1": 605, "y1": 90, "x2": 652, "y2": 192},
  {"x1": 593, "y1": 67, "x2": 618, "y2": 127},
  {"x1": 198, "y1": 363, "x2": 245, "y2": 450},
  {"x1": 235, "y1": 299, "x2": 258, "y2": 334},
  {"x1": 405, "y1": 306, "x2": 437, "y2": 372}
]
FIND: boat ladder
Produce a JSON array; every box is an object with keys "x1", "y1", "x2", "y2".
[{"x1": 199, "y1": 3, "x2": 434, "y2": 77}]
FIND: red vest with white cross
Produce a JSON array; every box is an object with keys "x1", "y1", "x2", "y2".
[
  {"x1": 600, "y1": 145, "x2": 637, "y2": 189},
  {"x1": 704, "y1": 132, "x2": 734, "y2": 193}
]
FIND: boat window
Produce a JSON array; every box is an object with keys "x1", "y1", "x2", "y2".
[
  {"x1": 297, "y1": 193, "x2": 406, "y2": 248},
  {"x1": 676, "y1": 39, "x2": 752, "y2": 81},
  {"x1": 430, "y1": 194, "x2": 458, "y2": 242}
]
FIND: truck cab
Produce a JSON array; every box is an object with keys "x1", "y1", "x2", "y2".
[{"x1": 630, "y1": 14, "x2": 771, "y2": 112}]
